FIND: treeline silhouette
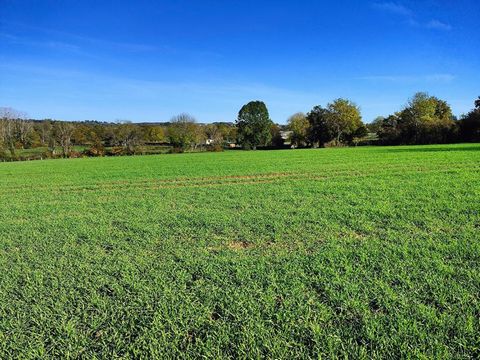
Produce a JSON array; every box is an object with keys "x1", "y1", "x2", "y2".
[{"x1": 0, "y1": 93, "x2": 479, "y2": 161}]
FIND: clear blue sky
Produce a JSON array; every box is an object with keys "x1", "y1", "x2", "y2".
[{"x1": 1, "y1": 0, "x2": 479, "y2": 123}]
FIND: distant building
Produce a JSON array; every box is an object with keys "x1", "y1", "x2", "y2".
[{"x1": 279, "y1": 130, "x2": 293, "y2": 141}]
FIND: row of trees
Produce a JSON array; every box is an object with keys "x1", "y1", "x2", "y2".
[
  {"x1": 0, "y1": 112, "x2": 94, "y2": 158},
  {"x1": 2, "y1": 93, "x2": 479, "y2": 160},
  {"x1": 367, "y1": 93, "x2": 480, "y2": 145},
  {"x1": 280, "y1": 93, "x2": 480, "y2": 148},
  {"x1": 235, "y1": 98, "x2": 366, "y2": 149},
  {"x1": 0, "y1": 107, "x2": 239, "y2": 159}
]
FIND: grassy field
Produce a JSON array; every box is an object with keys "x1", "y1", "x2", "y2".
[{"x1": 0, "y1": 144, "x2": 479, "y2": 358}]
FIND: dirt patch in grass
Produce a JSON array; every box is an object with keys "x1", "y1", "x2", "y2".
[{"x1": 227, "y1": 241, "x2": 253, "y2": 250}]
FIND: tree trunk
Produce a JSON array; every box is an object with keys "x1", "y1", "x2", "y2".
[{"x1": 9, "y1": 144, "x2": 15, "y2": 157}]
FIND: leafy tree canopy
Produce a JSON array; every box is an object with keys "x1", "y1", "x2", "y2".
[
  {"x1": 287, "y1": 112, "x2": 309, "y2": 147},
  {"x1": 325, "y1": 99, "x2": 363, "y2": 144},
  {"x1": 459, "y1": 96, "x2": 480, "y2": 142},
  {"x1": 400, "y1": 92, "x2": 453, "y2": 126},
  {"x1": 168, "y1": 113, "x2": 200, "y2": 150},
  {"x1": 236, "y1": 101, "x2": 273, "y2": 149},
  {"x1": 307, "y1": 99, "x2": 363, "y2": 147}
]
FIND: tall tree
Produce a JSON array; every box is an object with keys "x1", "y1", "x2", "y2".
[
  {"x1": 218, "y1": 124, "x2": 237, "y2": 144},
  {"x1": 54, "y1": 121, "x2": 75, "y2": 157},
  {"x1": 307, "y1": 99, "x2": 363, "y2": 147},
  {"x1": 204, "y1": 124, "x2": 224, "y2": 145},
  {"x1": 0, "y1": 107, "x2": 23, "y2": 156},
  {"x1": 38, "y1": 119, "x2": 53, "y2": 146},
  {"x1": 287, "y1": 112, "x2": 309, "y2": 147},
  {"x1": 376, "y1": 93, "x2": 456, "y2": 145},
  {"x1": 16, "y1": 119, "x2": 33, "y2": 149},
  {"x1": 459, "y1": 96, "x2": 480, "y2": 142},
  {"x1": 367, "y1": 116, "x2": 385, "y2": 134},
  {"x1": 377, "y1": 114, "x2": 401, "y2": 145},
  {"x1": 398, "y1": 92, "x2": 455, "y2": 144},
  {"x1": 115, "y1": 121, "x2": 143, "y2": 153},
  {"x1": 236, "y1": 101, "x2": 273, "y2": 150},
  {"x1": 325, "y1": 99, "x2": 363, "y2": 145},
  {"x1": 168, "y1": 114, "x2": 200, "y2": 151},
  {"x1": 306, "y1": 106, "x2": 331, "y2": 147},
  {"x1": 270, "y1": 123, "x2": 285, "y2": 147},
  {"x1": 349, "y1": 124, "x2": 369, "y2": 146}
]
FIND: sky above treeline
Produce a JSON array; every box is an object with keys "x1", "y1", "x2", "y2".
[{"x1": 1, "y1": 0, "x2": 479, "y2": 124}]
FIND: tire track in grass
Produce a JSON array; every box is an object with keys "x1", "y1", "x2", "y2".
[{"x1": 1, "y1": 163, "x2": 479, "y2": 197}]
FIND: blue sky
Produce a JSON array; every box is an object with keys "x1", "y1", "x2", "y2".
[{"x1": 1, "y1": 0, "x2": 479, "y2": 123}]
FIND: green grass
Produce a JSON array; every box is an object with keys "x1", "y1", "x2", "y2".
[{"x1": 0, "y1": 144, "x2": 479, "y2": 358}]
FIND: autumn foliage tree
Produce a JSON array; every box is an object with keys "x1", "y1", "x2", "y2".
[
  {"x1": 168, "y1": 114, "x2": 201, "y2": 151},
  {"x1": 54, "y1": 121, "x2": 75, "y2": 157},
  {"x1": 307, "y1": 99, "x2": 363, "y2": 147},
  {"x1": 0, "y1": 107, "x2": 20, "y2": 156},
  {"x1": 377, "y1": 92, "x2": 456, "y2": 145},
  {"x1": 287, "y1": 112, "x2": 309, "y2": 147}
]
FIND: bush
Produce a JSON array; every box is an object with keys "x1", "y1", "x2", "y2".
[
  {"x1": 68, "y1": 151, "x2": 84, "y2": 159},
  {"x1": 133, "y1": 146, "x2": 146, "y2": 155},
  {"x1": 324, "y1": 140, "x2": 346, "y2": 148},
  {"x1": 106, "y1": 147, "x2": 127, "y2": 156},
  {"x1": 207, "y1": 144, "x2": 224, "y2": 152},
  {"x1": 84, "y1": 144, "x2": 105, "y2": 157},
  {"x1": 170, "y1": 147, "x2": 185, "y2": 154},
  {"x1": 41, "y1": 151, "x2": 60, "y2": 160},
  {"x1": 0, "y1": 149, "x2": 8, "y2": 161}
]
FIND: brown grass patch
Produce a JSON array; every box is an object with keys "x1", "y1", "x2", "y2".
[{"x1": 227, "y1": 241, "x2": 253, "y2": 250}]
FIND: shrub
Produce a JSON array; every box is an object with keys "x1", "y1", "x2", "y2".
[
  {"x1": 207, "y1": 144, "x2": 224, "y2": 152},
  {"x1": 68, "y1": 151, "x2": 84, "y2": 159},
  {"x1": 84, "y1": 144, "x2": 105, "y2": 157},
  {"x1": 106, "y1": 147, "x2": 127, "y2": 156},
  {"x1": 170, "y1": 147, "x2": 185, "y2": 154}
]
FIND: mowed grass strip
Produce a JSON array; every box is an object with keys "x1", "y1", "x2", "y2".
[{"x1": 0, "y1": 144, "x2": 479, "y2": 358}]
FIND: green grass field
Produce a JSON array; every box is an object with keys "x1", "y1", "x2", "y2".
[{"x1": 1, "y1": 144, "x2": 479, "y2": 358}]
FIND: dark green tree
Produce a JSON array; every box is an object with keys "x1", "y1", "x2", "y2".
[
  {"x1": 367, "y1": 116, "x2": 385, "y2": 134},
  {"x1": 459, "y1": 96, "x2": 480, "y2": 142},
  {"x1": 349, "y1": 124, "x2": 369, "y2": 146},
  {"x1": 377, "y1": 114, "x2": 401, "y2": 145},
  {"x1": 236, "y1": 101, "x2": 273, "y2": 149},
  {"x1": 270, "y1": 123, "x2": 285, "y2": 148},
  {"x1": 306, "y1": 106, "x2": 332, "y2": 147}
]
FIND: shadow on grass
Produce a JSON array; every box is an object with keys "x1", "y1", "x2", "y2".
[{"x1": 377, "y1": 144, "x2": 480, "y2": 154}]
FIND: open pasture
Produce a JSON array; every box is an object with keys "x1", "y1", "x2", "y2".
[{"x1": 0, "y1": 144, "x2": 479, "y2": 358}]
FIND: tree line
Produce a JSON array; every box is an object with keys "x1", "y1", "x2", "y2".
[
  {"x1": 235, "y1": 93, "x2": 480, "y2": 149},
  {"x1": 0, "y1": 111, "x2": 238, "y2": 160},
  {"x1": 1, "y1": 92, "x2": 479, "y2": 161}
]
